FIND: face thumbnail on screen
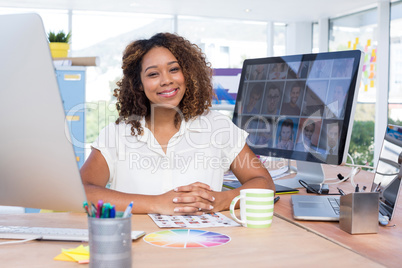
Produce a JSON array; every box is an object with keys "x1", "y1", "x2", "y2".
[{"x1": 233, "y1": 51, "x2": 362, "y2": 165}]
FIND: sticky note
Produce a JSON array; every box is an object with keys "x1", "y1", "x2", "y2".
[
  {"x1": 364, "y1": 70, "x2": 369, "y2": 78},
  {"x1": 54, "y1": 245, "x2": 90, "y2": 263},
  {"x1": 370, "y1": 80, "x2": 375, "y2": 88},
  {"x1": 54, "y1": 253, "x2": 75, "y2": 262},
  {"x1": 365, "y1": 84, "x2": 368, "y2": 92},
  {"x1": 63, "y1": 252, "x2": 89, "y2": 262},
  {"x1": 367, "y1": 39, "x2": 371, "y2": 46},
  {"x1": 369, "y1": 72, "x2": 374, "y2": 79},
  {"x1": 348, "y1": 41, "x2": 351, "y2": 48}
]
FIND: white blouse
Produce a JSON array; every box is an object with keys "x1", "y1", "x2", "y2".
[{"x1": 92, "y1": 110, "x2": 248, "y2": 195}]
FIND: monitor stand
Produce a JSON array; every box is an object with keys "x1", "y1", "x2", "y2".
[{"x1": 274, "y1": 160, "x2": 325, "y2": 189}]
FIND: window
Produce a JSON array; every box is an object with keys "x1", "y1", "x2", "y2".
[
  {"x1": 329, "y1": 8, "x2": 378, "y2": 165},
  {"x1": 177, "y1": 16, "x2": 268, "y2": 68},
  {"x1": 312, "y1": 22, "x2": 319, "y2": 53},
  {"x1": 390, "y1": 1, "x2": 402, "y2": 123},
  {"x1": 273, "y1": 23, "x2": 286, "y2": 56},
  {"x1": 0, "y1": 7, "x2": 68, "y2": 34}
]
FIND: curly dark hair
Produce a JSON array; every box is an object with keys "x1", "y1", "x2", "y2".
[{"x1": 114, "y1": 32, "x2": 215, "y2": 136}]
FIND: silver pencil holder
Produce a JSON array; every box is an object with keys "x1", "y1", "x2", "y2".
[
  {"x1": 339, "y1": 192, "x2": 379, "y2": 234},
  {"x1": 88, "y1": 215, "x2": 132, "y2": 268}
]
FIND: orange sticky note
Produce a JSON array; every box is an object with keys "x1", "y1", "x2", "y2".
[
  {"x1": 369, "y1": 72, "x2": 374, "y2": 79},
  {"x1": 370, "y1": 64, "x2": 374, "y2": 71}
]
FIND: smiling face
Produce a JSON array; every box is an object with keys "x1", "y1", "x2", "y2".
[
  {"x1": 290, "y1": 86, "x2": 301, "y2": 104},
  {"x1": 266, "y1": 87, "x2": 281, "y2": 113},
  {"x1": 303, "y1": 123, "x2": 314, "y2": 141},
  {"x1": 140, "y1": 46, "x2": 186, "y2": 109}
]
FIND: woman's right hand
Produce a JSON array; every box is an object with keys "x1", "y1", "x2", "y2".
[{"x1": 155, "y1": 182, "x2": 215, "y2": 215}]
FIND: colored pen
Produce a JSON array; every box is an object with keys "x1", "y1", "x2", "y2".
[
  {"x1": 122, "y1": 201, "x2": 133, "y2": 218},
  {"x1": 91, "y1": 202, "x2": 97, "y2": 217},
  {"x1": 109, "y1": 205, "x2": 116, "y2": 218},
  {"x1": 83, "y1": 201, "x2": 92, "y2": 217},
  {"x1": 96, "y1": 200, "x2": 104, "y2": 218},
  {"x1": 103, "y1": 203, "x2": 110, "y2": 218},
  {"x1": 101, "y1": 205, "x2": 106, "y2": 218}
]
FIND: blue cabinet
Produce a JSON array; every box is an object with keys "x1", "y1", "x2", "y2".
[{"x1": 55, "y1": 67, "x2": 86, "y2": 168}]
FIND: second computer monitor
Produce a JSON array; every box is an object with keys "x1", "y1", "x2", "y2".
[{"x1": 233, "y1": 50, "x2": 364, "y2": 188}]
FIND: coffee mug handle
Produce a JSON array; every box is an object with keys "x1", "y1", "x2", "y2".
[{"x1": 230, "y1": 195, "x2": 245, "y2": 225}]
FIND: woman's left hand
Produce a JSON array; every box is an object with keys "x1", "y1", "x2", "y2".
[{"x1": 172, "y1": 182, "x2": 215, "y2": 215}]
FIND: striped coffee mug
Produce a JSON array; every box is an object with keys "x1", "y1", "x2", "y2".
[{"x1": 229, "y1": 189, "x2": 274, "y2": 228}]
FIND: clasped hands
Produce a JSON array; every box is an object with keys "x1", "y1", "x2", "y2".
[{"x1": 161, "y1": 182, "x2": 216, "y2": 215}]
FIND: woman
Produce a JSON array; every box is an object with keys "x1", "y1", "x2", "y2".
[{"x1": 80, "y1": 33, "x2": 274, "y2": 215}]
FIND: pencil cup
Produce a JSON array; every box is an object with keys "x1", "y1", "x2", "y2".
[
  {"x1": 339, "y1": 192, "x2": 379, "y2": 234},
  {"x1": 229, "y1": 189, "x2": 275, "y2": 228},
  {"x1": 88, "y1": 215, "x2": 132, "y2": 268}
]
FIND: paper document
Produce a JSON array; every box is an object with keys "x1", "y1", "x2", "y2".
[{"x1": 149, "y1": 212, "x2": 241, "y2": 228}]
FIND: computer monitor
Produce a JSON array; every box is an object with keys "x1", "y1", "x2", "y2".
[
  {"x1": 233, "y1": 50, "x2": 364, "y2": 188},
  {"x1": 0, "y1": 13, "x2": 87, "y2": 212}
]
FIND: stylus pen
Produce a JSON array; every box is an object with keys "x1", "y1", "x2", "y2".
[{"x1": 274, "y1": 196, "x2": 280, "y2": 203}]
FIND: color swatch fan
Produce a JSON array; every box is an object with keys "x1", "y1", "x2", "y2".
[{"x1": 143, "y1": 229, "x2": 230, "y2": 248}]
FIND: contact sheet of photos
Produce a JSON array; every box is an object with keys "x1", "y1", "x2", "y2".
[
  {"x1": 148, "y1": 212, "x2": 241, "y2": 228},
  {"x1": 233, "y1": 51, "x2": 361, "y2": 164}
]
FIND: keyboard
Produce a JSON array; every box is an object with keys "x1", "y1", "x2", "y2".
[
  {"x1": 0, "y1": 226, "x2": 145, "y2": 242},
  {"x1": 328, "y1": 197, "x2": 340, "y2": 215}
]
